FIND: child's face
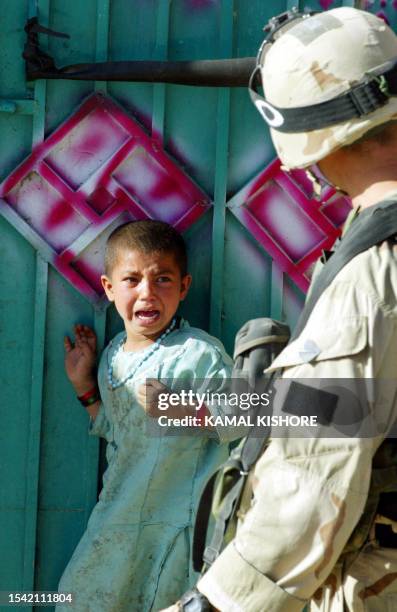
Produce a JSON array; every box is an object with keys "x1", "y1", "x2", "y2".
[{"x1": 101, "y1": 249, "x2": 191, "y2": 344}]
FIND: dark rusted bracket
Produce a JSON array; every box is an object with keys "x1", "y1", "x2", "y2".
[
  {"x1": 23, "y1": 17, "x2": 69, "y2": 75},
  {"x1": 23, "y1": 18, "x2": 256, "y2": 87}
]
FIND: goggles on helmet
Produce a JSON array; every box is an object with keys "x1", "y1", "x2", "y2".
[{"x1": 249, "y1": 9, "x2": 397, "y2": 134}]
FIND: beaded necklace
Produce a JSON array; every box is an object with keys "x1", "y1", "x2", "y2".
[{"x1": 107, "y1": 317, "x2": 176, "y2": 390}]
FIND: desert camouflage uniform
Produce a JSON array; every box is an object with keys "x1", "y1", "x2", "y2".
[{"x1": 197, "y1": 198, "x2": 397, "y2": 611}]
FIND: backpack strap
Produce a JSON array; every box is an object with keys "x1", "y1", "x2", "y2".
[
  {"x1": 192, "y1": 320, "x2": 285, "y2": 572},
  {"x1": 291, "y1": 199, "x2": 397, "y2": 340},
  {"x1": 202, "y1": 460, "x2": 247, "y2": 568},
  {"x1": 192, "y1": 471, "x2": 218, "y2": 572}
]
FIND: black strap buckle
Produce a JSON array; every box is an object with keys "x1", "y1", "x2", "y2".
[
  {"x1": 263, "y1": 8, "x2": 318, "y2": 42},
  {"x1": 347, "y1": 78, "x2": 389, "y2": 117}
]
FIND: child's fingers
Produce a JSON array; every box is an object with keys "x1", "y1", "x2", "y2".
[
  {"x1": 74, "y1": 324, "x2": 96, "y2": 347},
  {"x1": 83, "y1": 325, "x2": 96, "y2": 338},
  {"x1": 145, "y1": 379, "x2": 168, "y2": 392},
  {"x1": 83, "y1": 326, "x2": 97, "y2": 348},
  {"x1": 73, "y1": 324, "x2": 90, "y2": 346},
  {"x1": 74, "y1": 324, "x2": 83, "y2": 342},
  {"x1": 64, "y1": 336, "x2": 73, "y2": 352}
]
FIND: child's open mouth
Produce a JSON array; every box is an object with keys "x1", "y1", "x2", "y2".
[{"x1": 135, "y1": 310, "x2": 160, "y2": 324}]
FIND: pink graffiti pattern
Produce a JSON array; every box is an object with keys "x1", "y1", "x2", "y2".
[
  {"x1": 0, "y1": 93, "x2": 352, "y2": 300},
  {"x1": 228, "y1": 159, "x2": 351, "y2": 292},
  {"x1": 319, "y1": 0, "x2": 335, "y2": 10},
  {"x1": 376, "y1": 10, "x2": 390, "y2": 24},
  {"x1": 0, "y1": 94, "x2": 210, "y2": 305}
]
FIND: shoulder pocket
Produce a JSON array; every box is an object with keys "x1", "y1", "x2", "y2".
[{"x1": 267, "y1": 316, "x2": 367, "y2": 372}]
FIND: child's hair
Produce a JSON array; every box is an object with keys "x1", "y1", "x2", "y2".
[{"x1": 104, "y1": 220, "x2": 188, "y2": 277}]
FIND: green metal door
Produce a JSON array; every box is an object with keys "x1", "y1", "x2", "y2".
[{"x1": 1, "y1": 0, "x2": 394, "y2": 609}]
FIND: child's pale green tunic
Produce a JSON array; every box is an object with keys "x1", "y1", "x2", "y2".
[{"x1": 57, "y1": 321, "x2": 234, "y2": 612}]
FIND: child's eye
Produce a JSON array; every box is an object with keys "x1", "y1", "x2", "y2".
[
  {"x1": 124, "y1": 277, "x2": 139, "y2": 284},
  {"x1": 157, "y1": 276, "x2": 172, "y2": 283}
]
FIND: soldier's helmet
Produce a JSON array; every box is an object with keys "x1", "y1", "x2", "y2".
[{"x1": 249, "y1": 7, "x2": 397, "y2": 170}]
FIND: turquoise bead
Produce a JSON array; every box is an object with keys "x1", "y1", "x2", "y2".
[{"x1": 107, "y1": 318, "x2": 176, "y2": 390}]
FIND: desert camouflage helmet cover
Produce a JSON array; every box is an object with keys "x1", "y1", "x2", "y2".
[{"x1": 257, "y1": 7, "x2": 397, "y2": 169}]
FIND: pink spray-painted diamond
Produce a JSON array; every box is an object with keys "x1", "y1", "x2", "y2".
[
  {"x1": 228, "y1": 159, "x2": 351, "y2": 292},
  {"x1": 0, "y1": 94, "x2": 210, "y2": 305}
]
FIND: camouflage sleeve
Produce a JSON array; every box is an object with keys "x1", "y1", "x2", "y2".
[
  {"x1": 198, "y1": 437, "x2": 373, "y2": 611},
  {"x1": 197, "y1": 253, "x2": 397, "y2": 611}
]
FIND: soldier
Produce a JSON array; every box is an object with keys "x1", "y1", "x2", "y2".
[{"x1": 162, "y1": 7, "x2": 397, "y2": 611}]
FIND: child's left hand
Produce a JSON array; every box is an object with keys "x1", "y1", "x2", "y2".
[
  {"x1": 136, "y1": 380, "x2": 170, "y2": 417},
  {"x1": 137, "y1": 380, "x2": 198, "y2": 420}
]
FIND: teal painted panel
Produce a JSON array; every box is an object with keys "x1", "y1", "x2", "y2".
[
  {"x1": 39, "y1": 268, "x2": 96, "y2": 507},
  {"x1": 0, "y1": 218, "x2": 35, "y2": 596},
  {"x1": 0, "y1": 511, "x2": 25, "y2": 590},
  {"x1": 35, "y1": 511, "x2": 88, "y2": 594},
  {"x1": 179, "y1": 210, "x2": 213, "y2": 331},
  {"x1": 110, "y1": 0, "x2": 157, "y2": 60},
  {"x1": 108, "y1": 83, "x2": 154, "y2": 134},
  {"x1": 227, "y1": 0, "x2": 290, "y2": 194},
  {"x1": 165, "y1": 84, "x2": 218, "y2": 195},
  {"x1": 35, "y1": 268, "x2": 99, "y2": 591},
  {"x1": 45, "y1": 81, "x2": 95, "y2": 134},
  {"x1": 0, "y1": 0, "x2": 29, "y2": 98},
  {"x1": 44, "y1": 0, "x2": 98, "y2": 132},
  {"x1": 168, "y1": 0, "x2": 223, "y2": 61},
  {"x1": 228, "y1": 88, "x2": 275, "y2": 196},
  {"x1": 164, "y1": 3, "x2": 221, "y2": 196},
  {"x1": 108, "y1": 0, "x2": 157, "y2": 131},
  {"x1": 222, "y1": 211, "x2": 272, "y2": 355},
  {"x1": 165, "y1": 0, "x2": 224, "y2": 196},
  {"x1": 0, "y1": 115, "x2": 33, "y2": 181},
  {"x1": 48, "y1": 0, "x2": 98, "y2": 64},
  {"x1": 227, "y1": 0, "x2": 283, "y2": 189}
]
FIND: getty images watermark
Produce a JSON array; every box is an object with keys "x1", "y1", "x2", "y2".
[{"x1": 143, "y1": 377, "x2": 397, "y2": 439}]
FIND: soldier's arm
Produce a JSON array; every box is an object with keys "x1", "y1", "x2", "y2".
[
  {"x1": 197, "y1": 436, "x2": 373, "y2": 611},
  {"x1": 197, "y1": 271, "x2": 397, "y2": 611}
]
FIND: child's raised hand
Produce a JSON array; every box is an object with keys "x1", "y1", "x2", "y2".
[{"x1": 64, "y1": 324, "x2": 97, "y2": 393}]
